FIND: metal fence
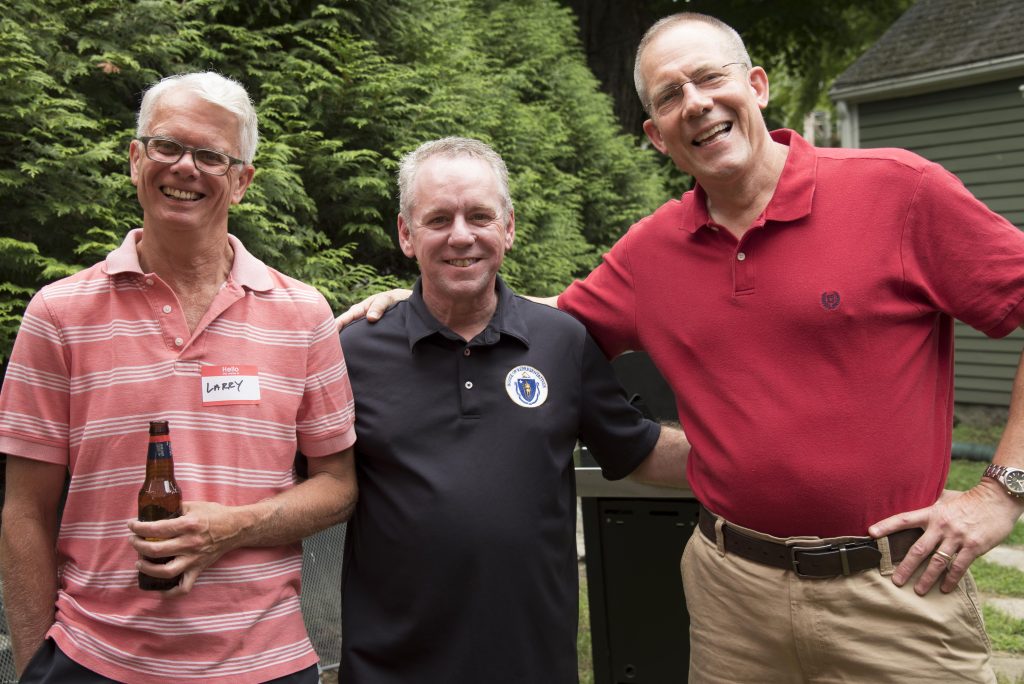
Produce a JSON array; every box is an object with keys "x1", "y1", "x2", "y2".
[
  {"x1": 301, "y1": 522, "x2": 346, "y2": 673},
  {"x1": 0, "y1": 592, "x2": 13, "y2": 683}
]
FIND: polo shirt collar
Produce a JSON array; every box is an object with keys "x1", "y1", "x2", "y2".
[
  {"x1": 686, "y1": 128, "x2": 815, "y2": 234},
  {"x1": 405, "y1": 275, "x2": 531, "y2": 350},
  {"x1": 103, "y1": 228, "x2": 275, "y2": 291}
]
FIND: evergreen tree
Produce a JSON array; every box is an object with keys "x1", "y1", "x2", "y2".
[{"x1": 0, "y1": 0, "x2": 667, "y2": 363}]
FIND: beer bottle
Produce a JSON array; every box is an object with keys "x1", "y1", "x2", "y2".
[{"x1": 138, "y1": 420, "x2": 183, "y2": 590}]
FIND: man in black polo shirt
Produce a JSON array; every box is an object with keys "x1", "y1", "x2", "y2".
[{"x1": 338, "y1": 137, "x2": 687, "y2": 683}]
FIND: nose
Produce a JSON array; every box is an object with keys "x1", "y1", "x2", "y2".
[
  {"x1": 448, "y1": 216, "x2": 476, "y2": 246},
  {"x1": 168, "y1": 149, "x2": 200, "y2": 176},
  {"x1": 680, "y1": 82, "x2": 713, "y2": 118}
]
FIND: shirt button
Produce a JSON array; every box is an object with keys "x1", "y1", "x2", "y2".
[
  {"x1": 737, "y1": 252, "x2": 746, "y2": 261},
  {"x1": 145, "y1": 278, "x2": 154, "y2": 286},
  {"x1": 174, "y1": 337, "x2": 184, "y2": 347},
  {"x1": 464, "y1": 381, "x2": 473, "y2": 390},
  {"x1": 162, "y1": 305, "x2": 173, "y2": 314},
  {"x1": 464, "y1": 348, "x2": 471, "y2": 357}
]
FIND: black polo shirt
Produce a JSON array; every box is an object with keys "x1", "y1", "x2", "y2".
[{"x1": 338, "y1": 276, "x2": 660, "y2": 684}]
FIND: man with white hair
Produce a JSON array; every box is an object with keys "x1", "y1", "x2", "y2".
[
  {"x1": 338, "y1": 136, "x2": 687, "y2": 683},
  {"x1": 0, "y1": 72, "x2": 357, "y2": 683}
]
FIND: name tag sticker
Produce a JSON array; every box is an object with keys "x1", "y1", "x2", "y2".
[{"x1": 201, "y1": 365, "x2": 261, "y2": 406}]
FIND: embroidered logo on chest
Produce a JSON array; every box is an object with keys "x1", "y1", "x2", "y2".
[
  {"x1": 505, "y1": 365, "x2": 548, "y2": 408},
  {"x1": 821, "y1": 291, "x2": 841, "y2": 311}
]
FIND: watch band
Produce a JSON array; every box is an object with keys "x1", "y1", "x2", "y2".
[
  {"x1": 983, "y1": 463, "x2": 1024, "y2": 499},
  {"x1": 985, "y1": 463, "x2": 1009, "y2": 480}
]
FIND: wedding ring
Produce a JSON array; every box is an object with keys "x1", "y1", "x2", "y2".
[{"x1": 934, "y1": 550, "x2": 955, "y2": 570}]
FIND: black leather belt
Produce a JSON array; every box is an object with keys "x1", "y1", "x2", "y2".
[{"x1": 698, "y1": 504, "x2": 923, "y2": 579}]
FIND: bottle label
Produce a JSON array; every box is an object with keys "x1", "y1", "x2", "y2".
[{"x1": 148, "y1": 440, "x2": 173, "y2": 460}]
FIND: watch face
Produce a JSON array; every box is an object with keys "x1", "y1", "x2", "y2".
[{"x1": 1005, "y1": 469, "x2": 1024, "y2": 495}]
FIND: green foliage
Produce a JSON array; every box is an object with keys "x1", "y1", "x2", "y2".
[
  {"x1": 578, "y1": 564, "x2": 594, "y2": 683},
  {"x1": 973, "y1": 559, "x2": 1024, "y2": 599},
  {"x1": 983, "y1": 604, "x2": 1024, "y2": 655},
  {"x1": 0, "y1": 0, "x2": 667, "y2": 361},
  {"x1": 954, "y1": 422, "x2": 1006, "y2": 448},
  {"x1": 947, "y1": 459, "x2": 989, "y2": 492}
]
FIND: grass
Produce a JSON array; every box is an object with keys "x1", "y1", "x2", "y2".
[
  {"x1": 954, "y1": 422, "x2": 1005, "y2": 447},
  {"x1": 578, "y1": 564, "x2": 594, "y2": 684},
  {"x1": 975, "y1": 558, "x2": 1024, "y2": 599},
  {"x1": 947, "y1": 458, "x2": 989, "y2": 491},
  {"x1": 985, "y1": 603, "x2": 1024, "y2": 654}
]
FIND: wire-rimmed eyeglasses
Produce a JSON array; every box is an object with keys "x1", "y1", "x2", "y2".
[{"x1": 646, "y1": 62, "x2": 747, "y2": 116}]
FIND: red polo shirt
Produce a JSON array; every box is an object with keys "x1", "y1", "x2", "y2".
[{"x1": 560, "y1": 129, "x2": 1024, "y2": 537}]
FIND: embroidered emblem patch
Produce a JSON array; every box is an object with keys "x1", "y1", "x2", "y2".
[
  {"x1": 821, "y1": 291, "x2": 841, "y2": 311},
  {"x1": 505, "y1": 365, "x2": 548, "y2": 408}
]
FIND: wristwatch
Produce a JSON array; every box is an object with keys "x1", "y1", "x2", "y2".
[{"x1": 983, "y1": 464, "x2": 1024, "y2": 499}]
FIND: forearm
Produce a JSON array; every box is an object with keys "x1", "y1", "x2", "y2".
[
  {"x1": 219, "y1": 463, "x2": 357, "y2": 551},
  {"x1": 629, "y1": 424, "x2": 690, "y2": 488},
  {"x1": 990, "y1": 348, "x2": 1024, "y2": 470},
  {"x1": 130, "y1": 449, "x2": 356, "y2": 593},
  {"x1": 1, "y1": 456, "x2": 66, "y2": 673},
  {"x1": 1, "y1": 521, "x2": 58, "y2": 674}
]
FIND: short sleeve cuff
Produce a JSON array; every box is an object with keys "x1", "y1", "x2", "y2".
[
  {"x1": 985, "y1": 295, "x2": 1024, "y2": 339},
  {"x1": 598, "y1": 420, "x2": 662, "y2": 481},
  {"x1": 0, "y1": 434, "x2": 68, "y2": 465},
  {"x1": 297, "y1": 428, "x2": 357, "y2": 458}
]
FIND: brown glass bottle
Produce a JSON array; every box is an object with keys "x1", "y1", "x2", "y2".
[{"x1": 138, "y1": 420, "x2": 183, "y2": 590}]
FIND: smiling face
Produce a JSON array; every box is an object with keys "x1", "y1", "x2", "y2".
[
  {"x1": 640, "y1": 21, "x2": 771, "y2": 186},
  {"x1": 398, "y1": 155, "x2": 515, "y2": 315},
  {"x1": 129, "y1": 89, "x2": 254, "y2": 236}
]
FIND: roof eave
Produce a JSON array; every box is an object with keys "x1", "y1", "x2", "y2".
[{"x1": 830, "y1": 54, "x2": 1024, "y2": 104}]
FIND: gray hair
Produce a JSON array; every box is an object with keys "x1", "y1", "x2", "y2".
[
  {"x1": 136, "y1": 72, "x2": 259, "y2": 164},
  {"x1": 633, "y1": 13, "x2": 751, "y2": 114},
  {"x1": 398, "y1": 137, "x2": 513, "y2": 225}
]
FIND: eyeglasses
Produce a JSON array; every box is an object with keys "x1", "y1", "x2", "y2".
[
  {"x1": 136, "y1": 136, "x2": 245, "y2": 176},
  {"x1": 646, "y1": 62, "x2": 747, "y2": 117}
]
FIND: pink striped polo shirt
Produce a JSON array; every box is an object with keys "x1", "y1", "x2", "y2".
[{"x1": 0, "y1": 229, "x2": 356, "y2": 683}]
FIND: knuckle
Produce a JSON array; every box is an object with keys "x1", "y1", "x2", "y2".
[{"x1": 908, "y1": 542, "x2": 931, "y2": 557}]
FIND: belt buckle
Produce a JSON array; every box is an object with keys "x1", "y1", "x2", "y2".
[
  {"x1": 790, "y1": 540, "x2": 874, "y2": 578},
  {"x1": 789, "y1": 543, "x2": 836, "y2": 578}
]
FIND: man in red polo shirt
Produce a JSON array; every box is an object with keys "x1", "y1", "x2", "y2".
[
  {"x1": 0, "y1": 72, "x2": 357, "y2": 683},
  {"x1": 340, "y1": 12, "x2": 1024, "y2": 682}
]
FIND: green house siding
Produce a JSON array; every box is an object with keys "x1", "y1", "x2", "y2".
[{"x1": 857, "y1": 77, "x2": 1024, "y2": 406}]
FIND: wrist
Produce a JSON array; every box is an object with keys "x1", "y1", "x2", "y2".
[{"x1": 982, "y1": 463, "x2": 1024, "y2": 500}]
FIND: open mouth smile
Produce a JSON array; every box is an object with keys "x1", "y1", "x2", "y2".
[
  {"x1": 161, "y1": 186, "x2": 204, "y2": 201},
  {"x1": 693, "y1": 122, "x2": 732, "y2": 146}
]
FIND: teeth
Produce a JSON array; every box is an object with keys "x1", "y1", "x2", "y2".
[
  {"x1": 448, "y1": 259, "x2": 477, "y2": 267},
  {"x1": 162, "y1": 187, "x2": 202, "y2": 201},
  {"x1": 695, "y1": 123, "x2": 730, "y2": 145}
]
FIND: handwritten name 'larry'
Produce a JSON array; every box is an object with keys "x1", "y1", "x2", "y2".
[{"x1": 206, "y1": 379, "x2": 244, "y2": 393}]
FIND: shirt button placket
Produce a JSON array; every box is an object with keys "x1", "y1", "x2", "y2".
[
  {"x1": 734, "y1": 246, "x2": 755, "y2": 294},
  {"x1": 459, "y1": 344, "x2": 480, "y2": 417}
]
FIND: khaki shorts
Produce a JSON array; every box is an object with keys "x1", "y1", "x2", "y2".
[{"x1": 683, "y1": 518, "x2": 995, "y2": 683}]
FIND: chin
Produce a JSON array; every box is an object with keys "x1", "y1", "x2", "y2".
[{"x1": 438, "y1": 276, "x2": 493, "y2": 297}]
